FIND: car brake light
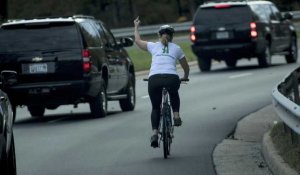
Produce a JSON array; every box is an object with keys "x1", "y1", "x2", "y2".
[
  {"x1": 191, "y1": 35, "x2": 196, "y2": 42},
  {"x1": 251, "y1": 31, "x2": 258, "y2": 38},
  {"x1": 250, "y1": 22, "x2": 258, "y2": 38},
  {"x1": 190, "y1": 26, "x2": 196, "y2": 33},
  {"x1": 82, "y1": 49, "x2": 91, "y2": 72},
  {"x1": 214, "y1": 4, "x2": 231, "y2": 8},
  {"x1": 83, "y1": 50, "x2": 90, "y2": 58},
  {"x1": 190, "y1": 26, "x2": 196, "y2": 42},
  {"x1": 250, "y1": 22, "x2": 256, "y2": 29}
]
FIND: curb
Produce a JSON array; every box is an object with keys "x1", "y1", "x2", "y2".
[
  {"x1": 213, "y1": 105, "x2": 300, "y2": 175},
  {"x1": 262, "y1": 131, "x2": 299, "y2": 175}
]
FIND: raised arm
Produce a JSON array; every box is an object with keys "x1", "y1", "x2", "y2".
[
  {"x1": 134, "y1": 17, "x2": 148, "y2": 51},
  {"x1": 179, "y1": 56, "x2": 190, "y2": 80}
]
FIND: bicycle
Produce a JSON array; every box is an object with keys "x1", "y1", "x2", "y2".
[{"x1": 144, "y1": 78, "x2": 188, "y2": 159}]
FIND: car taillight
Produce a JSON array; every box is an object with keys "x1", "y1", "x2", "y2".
[
  {"x1": 250, "y1": 22, "x2": 256, "y2": 29},
  {"x1": 190, "y1": 26, "x2": 196, "y2": 33},
  {"x1": 190, "y1": 26, "x2": 196, "y2": 42},
  {"x1": 82, "y1": 49, "x2": 91, "y2": 73},
  {"x1": 250, "y1": 22, "x2": 258, "y2": 38}
]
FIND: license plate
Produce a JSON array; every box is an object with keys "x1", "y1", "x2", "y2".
[
  {"x1": 29, "y1": 63, "x2": 48, "y2": 74},
  {"x1": 216, "y1": 32, "x2": 229, "y2": 39}
]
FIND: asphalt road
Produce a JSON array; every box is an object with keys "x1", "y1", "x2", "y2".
[{"x1": 13, "y1": 56, "x2": 299, "y2": 175}]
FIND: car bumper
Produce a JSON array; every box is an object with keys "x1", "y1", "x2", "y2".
[
  {"x1": 6, "y1": 78, "x2": 101, "y2": 106},
  {"x1": 192, "y1": 42, "x2": 261, "y2": 59}
]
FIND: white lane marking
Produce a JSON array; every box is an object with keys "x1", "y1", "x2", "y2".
[
  {"x1": 229, "y1": 73, "x2": 253, "y2": 79},
  {"x1": 141, "y1": 95, "x2": 149, "y2": 99}
]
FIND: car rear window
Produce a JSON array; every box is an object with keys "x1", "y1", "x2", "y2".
[
  {"x1": 194, "y1": 6, "x2": 252, "y2": 25},
  {"x1": 0, "y1": 22, "x2": 81, "y2": 52}
]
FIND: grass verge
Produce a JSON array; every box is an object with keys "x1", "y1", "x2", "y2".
[{"x1": 270, "y1": 122, "x2": 300, "y2": 174}]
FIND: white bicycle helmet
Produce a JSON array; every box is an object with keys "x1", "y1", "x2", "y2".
[{"x1": 158, "y1": 25, "x2": 175, "y2": 36}]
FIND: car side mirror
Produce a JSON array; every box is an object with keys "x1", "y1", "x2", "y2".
[
  {"x1": 119, "y1": 37, "x2": 133, "y2": 47},
  {"x1": 1, "y1": 70, "x2": 17, "y2": 87},
  {"x1": 283, "y1": 12, "x2": 293, "y2": 20}
]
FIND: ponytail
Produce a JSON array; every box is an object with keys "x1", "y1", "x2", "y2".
[
  {"x1": 160, "y1": 35, "x2": 172, "y2": 47},
  {"x1": 161, "y1": 35, "x2": 168, "y2": 46}
]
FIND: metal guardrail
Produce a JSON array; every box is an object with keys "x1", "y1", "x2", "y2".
[
  {"x1": 272, "y1": 67, "x2": 300, "y2": 135},
  {"x1": 111, "y1": 21, "x2": 192, "y2": 38},
  {"x1": 264, "y1": 10, "x2": 300, "y2": 139},
  {"x1": 293, "y1": 11, "x2": 300, "y2": 19},
  {"x1": 112, "y1": 11, "x2": 300, "y2": 38},
  {"x1": 272, "y1": 10, "x2": 300, "y2": 137}
]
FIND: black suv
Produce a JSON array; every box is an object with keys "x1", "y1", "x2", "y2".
[
  {"x1": 0, "y1": 15, "x2": 136, "y2": 119},
  {"x1": 190, "y1": 0, "x2": 298, "y2": 71}
]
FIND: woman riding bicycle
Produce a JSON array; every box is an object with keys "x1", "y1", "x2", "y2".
[{"x1": 133, "y1": 17, "x2": 190, "y2": 148}]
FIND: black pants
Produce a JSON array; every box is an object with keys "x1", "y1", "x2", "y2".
[{"x1": 148, "y1": 74, "x2": 180, "y2": 130}]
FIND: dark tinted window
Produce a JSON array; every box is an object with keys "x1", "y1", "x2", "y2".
[
  {"x1": 0, "y1": 23, "x2": 81, "y2": 52},
  {"x1": 194, "y1": 6, "x2": 252, "y2": 25},
  {"x1": 90, "y1": 21, "x2": 107, "y2": 46},
  {"x1": 270, "y1": 4, "x2": 282, "y2": 21},
  {"x1": 250, "y1": 4, "x2": 272, "y2": 22},
  {"x1": 101, "y1": 24, "x2": 116, "y2": 47},
  {"x1": 79, "y1": 21, "x2": 102, "y2": 47}
]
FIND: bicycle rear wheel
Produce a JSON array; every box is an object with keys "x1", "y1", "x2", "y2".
[
  {"x1": 162, "y1": 105, "x2": 171, "y2": 158},
  {"x1": 162, "y1": 115, "x2": 169, "y2": 158}
]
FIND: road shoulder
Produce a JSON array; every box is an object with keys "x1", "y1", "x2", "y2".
[{"x1": 213, "y1": 105, "x2": 298, "y2": 175}]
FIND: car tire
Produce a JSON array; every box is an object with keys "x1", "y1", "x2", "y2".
[
  {"x1": 285, "y1": 36, "x2": 298, "y2": 63},
  {"x1": 1, "y1": 133, "x2": 17, "y2": 175},
  {"x1": 89, "y1": 80, "x2": 107, "y2": 118},
  {"x1": 119, "y1": 73, "x2": 136, "y2": 111},
  {"x1": 198, "y1": 57, "x2": 211, "y2": 72},
  {"x1": 225, "y1": 58, "x2": 237, "y2": 68},
  {"x1": 258, "y1": 41, "x2": 271, "y2": 67},
  {"x1": 6, "y1": 133, "x2": 16, "y2": 175},
  {"x1": 28, "y1": 106, "x2": 45, "y2": 117}
]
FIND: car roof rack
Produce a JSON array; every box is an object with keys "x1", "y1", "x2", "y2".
[
  {"x1": 21, "y1": 16, "x2": 72, "y2": 20},
  {"x1": 5, "y1": 15, "x2": 94, "y2": 23},
  {"x1": 72, "y1": 15, "x2": 95, "y2": 19},
  {"x1": 2, "y1": 16, "x2": 74, "y2": 26},
  {"x1": 2, "y1": 15, "x2": 96, "y2": 25},
  {"x1": 203, "y1": 0, "x2": 259, "y2": 3}
]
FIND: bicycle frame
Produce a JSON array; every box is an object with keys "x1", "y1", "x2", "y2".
[
  {"x1": 160, "y1": 88, "x2": 173, "y2": 137},
  {"x1": 143, "y1": 77, "x2": 188, "y2": 159}
]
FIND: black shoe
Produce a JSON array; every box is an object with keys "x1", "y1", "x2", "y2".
[
  {"x1": 150, "y1": 134, "x2": 158, "y2": 148},
  {"x1": 174, "y1": 117, "x2": 182, "y2": 127}
]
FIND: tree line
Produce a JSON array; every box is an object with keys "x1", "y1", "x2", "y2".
[{"x1": 1, "y1": 0, "x2": 299, "y2": 28}]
